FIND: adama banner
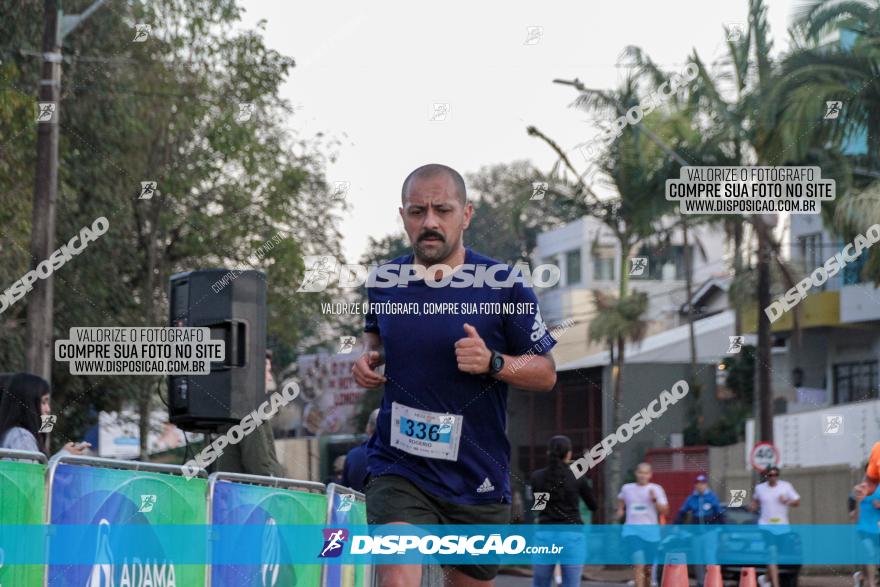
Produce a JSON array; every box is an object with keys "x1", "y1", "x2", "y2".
[
  {"x1": 47, "y1": 461, "x2": 207, "y2": 586},
  {"x1": 210, "y1": 478, "x2": 327, "y2": 587}
]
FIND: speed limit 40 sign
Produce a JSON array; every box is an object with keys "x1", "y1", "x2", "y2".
[{"x1": 750, "y1": 441, "x2": 780, "y2": 472}]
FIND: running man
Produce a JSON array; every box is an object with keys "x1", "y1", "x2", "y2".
[
  {"x1": 749, "y1": 466, "x2": 800, "y2": 587},
  {"x1": 617, "y1": 462, "x2": 669, "y2": 587},
  {"x1": 321, "y1": 529, "x2": 347, "y2": 558},
  {"x1": 352, "y1": 163, "x2": 558, "y2": 586}
]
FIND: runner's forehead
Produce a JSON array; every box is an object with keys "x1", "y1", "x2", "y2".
[{"x1": 403, "y1": 176, "x2": 462, "y2": 207}]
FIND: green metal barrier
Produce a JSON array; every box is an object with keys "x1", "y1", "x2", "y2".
[{"x1": 0, "y1": 449, "x2": 47, "y2": 587}]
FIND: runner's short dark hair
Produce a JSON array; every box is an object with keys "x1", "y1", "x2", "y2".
[{"x1": 401, "y1": 163, "x2": 467, "y2": 206}]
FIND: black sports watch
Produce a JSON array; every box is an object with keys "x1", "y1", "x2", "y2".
[{"x1": 488, "y1": 349, "x2": 505, "y2": 376}]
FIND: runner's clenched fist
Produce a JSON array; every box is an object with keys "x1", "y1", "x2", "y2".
[{"x1": 454, "y1": 323, "x2": 491, "y2": 374}]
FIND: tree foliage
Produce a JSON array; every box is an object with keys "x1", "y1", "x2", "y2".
[{"x1": 1, "y1": 0, "x2": 344, "y2": 449}]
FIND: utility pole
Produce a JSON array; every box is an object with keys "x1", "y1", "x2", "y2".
[
  {"x1": 26, "y1": 0, "x2": 107, "y2": 383},
  {"x1": 26, "y1": 0, "x2": 62, "y2": 382},
  {"x1": 756, "y1": 220, "x2": 774, "y2": 443}
]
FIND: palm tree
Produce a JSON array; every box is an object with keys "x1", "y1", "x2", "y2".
[
  {"x1": 588, "y1": 291, "x2": 649, "y2": 499},
  {"x1": 529, "y1": 66, "x2": 684, "y2": 515},
  {"x1": 620, "y1": 46, "x2": 743, "y2": 403},
  {"x1": 673, "y1": 0, "x2": 802, "y2": 444},
  {"x1": 768, "y1": 0, "x2": 880, "y2": 283},
  {"x1": 771, "y1": 0, "x2": 880, "y2": 167}
]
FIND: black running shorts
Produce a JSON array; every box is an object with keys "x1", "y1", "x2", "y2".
[{"x1": 365, "y1": 474, "x2": 512, "y2": 581}]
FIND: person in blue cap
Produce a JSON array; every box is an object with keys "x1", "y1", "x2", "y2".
[{"x1": 674, "y1": 473, "x2": 725, "y2": 585}]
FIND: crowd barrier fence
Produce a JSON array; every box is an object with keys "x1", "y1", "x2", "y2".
[{"x1": 0, "y1": 450, "x2": 372, "y2": 587}]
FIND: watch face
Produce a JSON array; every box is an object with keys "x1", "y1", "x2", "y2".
[{"x1": 492, "y1": 354, "x2": 504, "y2": 372}]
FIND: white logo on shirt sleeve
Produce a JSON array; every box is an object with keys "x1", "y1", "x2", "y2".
[{"x1": 530, "y1": 307, "x2": 548, "y2": 342}]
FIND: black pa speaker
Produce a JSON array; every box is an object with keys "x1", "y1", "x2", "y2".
[{"x1": 167, "y1": 269, "x2": 266, "y2": 432}]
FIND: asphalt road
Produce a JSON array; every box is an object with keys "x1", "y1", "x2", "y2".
[{"x1": 495, "y1": 574, "x2": 620, "y2": 587}]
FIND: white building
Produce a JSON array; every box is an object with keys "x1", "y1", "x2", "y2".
[
  {"x1": 741, "y1": 213, "x2": 880, "y2": 469},
  {"x1": 532, "y1": 216, "x2": 730, "y2": 364}
]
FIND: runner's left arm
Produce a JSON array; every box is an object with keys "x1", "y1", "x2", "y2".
[
  {"x1": 653, "y1": 486, "x2": 669, "y2": 516},
  {"x1": 455, "y1": 323, "x2": 556, "y2": 391},
  {"x1": 493, "y1": 350, "x2": 556, "y2": 391},
  {"x1": 787, "y1": 485, "x2": 801, "y2": 508},
  {"x1": 492, "y1": 276, "x2": 559, "y2": 391}
]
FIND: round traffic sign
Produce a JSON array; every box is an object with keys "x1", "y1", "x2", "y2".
[{"x1": 750, "y1": 441, "x2": 780, "y2": 472}]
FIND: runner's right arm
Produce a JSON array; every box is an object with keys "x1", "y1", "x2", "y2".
[{"x1": 352, "y1": 332, "x2": 386, "y2": 389}]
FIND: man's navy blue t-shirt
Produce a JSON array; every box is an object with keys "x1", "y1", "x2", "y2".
[{"x1": 364, "y1": 248, "x2": 556, "y2": 505}]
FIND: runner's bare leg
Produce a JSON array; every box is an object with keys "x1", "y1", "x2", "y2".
[
  {"x1": 376, "y1": 564, "x2": 421, "y2": 587},
  {"x1": 376, "y1": 522, "x2": 422, "y2": 587},
  {"x1": 633, "y1": 563, "x2": 648, "y2": 587},
  {"x1": 767, "y1": 563, "x2": 780, "y2": 587}
]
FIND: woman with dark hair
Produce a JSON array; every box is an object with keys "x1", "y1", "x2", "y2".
[
  {"x1": 0, "y1": 372, "x2": 89, "y2": 456},
  {"x1": 530, "y1": 435, "x2": 597, "y2": 587}
]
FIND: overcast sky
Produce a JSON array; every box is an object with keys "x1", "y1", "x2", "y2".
[{"x1": 238, "y1": 0, "x2": 800, "y2": 262}]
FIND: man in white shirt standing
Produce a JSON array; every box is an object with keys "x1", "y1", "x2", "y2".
[
  {"x1": 749, "y1": 466, "x2": 800, "y2": 587},
  {"x1": 617, "y1": 462, "x2": 669, "y2": 587}
]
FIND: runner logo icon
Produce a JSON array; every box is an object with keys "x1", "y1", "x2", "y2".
[
  {"x1": 337, "y1": 493, "x2": 354, "y2": 512},
  {"x1": 476, "y1": 478, "x2": 495, "y2": 493},
  {"x1": 319, "y1": 528, "x2": 349, "y2": 558},
  {"x1": 532, "y1": 492, "x2": 550, "y2": 510}
]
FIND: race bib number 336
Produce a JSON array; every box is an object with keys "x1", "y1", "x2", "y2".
[{"x1": 390, "y1": 402, "x2": 462, "y2": 461}]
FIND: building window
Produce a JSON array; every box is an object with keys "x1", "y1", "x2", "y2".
[
  {"x1": 636, "y1": 244, "x2": 690, "y2": 280},
  {"x1": 833, "y1": 361, "x2": 878, "y2": 404},
  {"x1": 565, "y1": 249, "x2": 582, "y2": 286},
  {"x1": 592, "y1": 245, "x2": 616, "y2": 282},
  {"x1": 798, "y1": 233, "x2": 823, "y2": 274}
]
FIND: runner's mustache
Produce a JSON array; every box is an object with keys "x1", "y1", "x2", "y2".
[{"x1": 418, "y1": 232, "x2": 445, "y2": 242}]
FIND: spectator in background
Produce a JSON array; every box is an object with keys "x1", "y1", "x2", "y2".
[
  {"x1": 675, "y1": 473, "x2": 726, "y2": 585},
  {"x1": 852, "y1": 480, "x2": 880, "y2": 587},
  {"x1": 529, "y1": 435, "x2": 597, "y2": 587},
  {"x1": 325, "y1": 455, "x2": 346, "y2": 486},
  {"x1": 749, "y1": 466, "x2": 800, "y2": 587},
  {"x1": 618, "y1": 462, "x2": 669, "y2": 587},
  {"x1": 215, "y1": 350, "x2": 285, "y2": 477},
  {"x1": 0, "y1": 373, "x2": 89, "y2": 459},
  {"x1": 341, "y1": 408, "x2": 378, "y2": 492}
]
